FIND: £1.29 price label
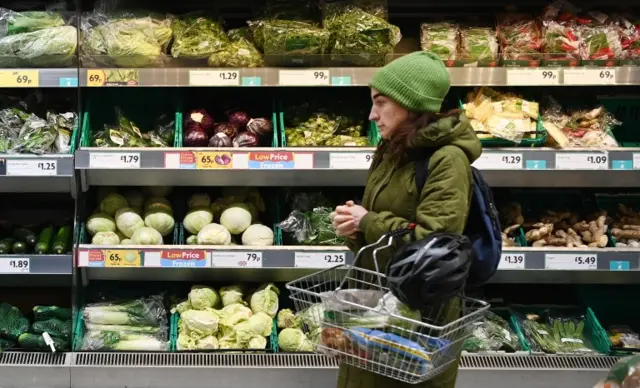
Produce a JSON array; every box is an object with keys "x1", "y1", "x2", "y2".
[
  {"x1": 499, "y1": 253, "x2": 526, "y2": 270},
  {"x1": 211, "y1": 251, "x2": 262, "y2": 268},
  {"x1": 295, "y1": 252, "x2": 346, "y2": 268},
  {"x1": 545, "y1": 254, "x2": 597, "y2": 270}
]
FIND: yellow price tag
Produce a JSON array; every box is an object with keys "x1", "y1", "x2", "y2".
[
  {"x1": 87, "y1": 70, "x2": 106, "y2": 87},
  {"x1": 195, "y1": 151, "x2": 232, "y2": 169},
  {"x1": 0, "y1": 70, "x2": 39, "y2": 87},
  {"x1": 103, "y1": 250, "x2": 142, "y2": 267}
]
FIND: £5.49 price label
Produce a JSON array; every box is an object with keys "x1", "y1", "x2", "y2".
[
  {"x1": 499, "y1": 253, "x2": 526, "y2": 270},
  {"x1": 555, "y1": 153, "x2": 608, "y2": 170},
  {"x1": 0, "y1": 258, "x2": 29, "y2": 273},
  {"x1": 545, "y1": 254, "x2": 597, "y2": 270},
  {"x1": 329, "y1": 152, "x2": 373, "y2": 169},
  {"x1": 295, "y1": 252, "x2": 346, "y2": 268},
  {"x1": 211, "y1": 251, "x2": 262, "y2": 268},
  {"x1": 104, "y1": 250, "x2": 142, "y2": 267}
]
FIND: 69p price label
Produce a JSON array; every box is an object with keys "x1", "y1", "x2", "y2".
[{"x1": 499, "y1": 253, "x2": 525, "y2": 270}]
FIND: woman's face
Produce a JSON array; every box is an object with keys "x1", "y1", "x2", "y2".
[{"x1": 369, "y1": 88, "x2": 410, "y2": 140}]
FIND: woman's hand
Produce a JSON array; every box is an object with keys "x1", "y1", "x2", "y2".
[{"x1": 331, "y1": 200, "x2": 368, "y2": 238}]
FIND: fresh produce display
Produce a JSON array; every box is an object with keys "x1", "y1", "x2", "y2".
[
  {"x1": 595, "y1": 355, "x2": 640, "y2": 388},
  {"x1": 609, "y1": 204, "x2": 640, "y2": 248},
  {"x1": 87, "y1": 187, "x2": 175, "y2": 245},
  {"x1": 608, "y1": 325, "x2": 640, "y2": 350},
  {"x1": 0, "y1": 224, "x2": 71, "y2": 254},
  {"x1": 92, "y1": 107, "x2": 174, "y2": 148},
  {"x1": 284, "y1": 104, "x2": 368, "y2": 147},
  {"x1": 322, "y1": 3, "x2": 401, "y2": 66},
  {"x1": 463, "y1": 311, "x2": 522, "y2": 352},
  {"x1": 420, "y1": 22, "x2": 458, "y2": 61},
  {"x1": 542, "y1": 101, "x2": 619, "y2": 148},
  {"x1": 459, "y1": 27, "x2": 498, "y2": 63},
  {"x1": 0, "y1": 303, "x2": 71, "y2": 351},
  {"x1": 513, "y1": 308, "x2": 596, "y2": 354},
  {"x1": 183, "y1": 108, "x2": 272, "y2": 148},
  {"x1": 250, "y1": 19, "x2": 330, "y2": 59},
  {"x1": 173, "y1": 284, "x2": 276, "y2": 351},
  {"x1": 278, "y1": 191, "x2": 344, "y2": 246},
  {"x1": 207, "y1": 37, "x2": 263, "y2": 68},
  {"x1": 420, "y1": 24, "x2": 498, "y2": 64},
  {"x1": 463, "y1": 88, "x2": 539, "y2": 143},
  {"x1": 184, "y1": 188, "x2": 274, "y2": 246},
  {"x1": 0, "y1": 9, "x2": 77, "y2": 68},
  {"x1": 170, "y1": 16, "x2": 229, "y2": 60},
  {"x1": 497, "y1": 17, "x2": 543, "y2": 62}
]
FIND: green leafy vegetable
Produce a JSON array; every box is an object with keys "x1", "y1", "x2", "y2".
[
  {"x1": 208, "y1": 38, "x2": 263, "y2": 67},
  {"x1": 0, "y1": 25, "x2": 77, "y2": 67},
  {"x1": 171, "y1": 17, "x2": 229, "y2": 60}
]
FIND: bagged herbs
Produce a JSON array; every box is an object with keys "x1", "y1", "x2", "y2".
[
  {"x1": 420, "y1": 22, "x2": 458, "y2": 60},
  {"x1": 171, "y1": 16, "x2": 229, "y2": 60},
  {"x1": 249, "y1": 19, "x2": 330, "y2": 57},
  {"x1": 207, "y1": 38, "x2": 263, "y2": 67}
]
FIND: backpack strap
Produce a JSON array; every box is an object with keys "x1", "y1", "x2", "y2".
[{"x1": 414, "y1": 149, "x2": 437, "y2": 194}]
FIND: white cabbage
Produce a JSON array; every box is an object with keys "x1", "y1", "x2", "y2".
[
  {"x1": 115, "y1": 207, "x2": 145, "y2": 238},
  {"x1": 241, "y1": 224, "x2": 274, "y2": 246},
  {"x1": 188, "y1": 193, "x2": 211, "y2": 209},
  {"x1": 100, "y1": 193, "x2": 129, "y2": 216},
  {"x1": 184, "y1": 207, "x2": 214, "y2": 234},
  {"x1": 131, "y1": 227, "x2": 163, "y2": 245},
  {"x1": 87, "y1": 213, "x2": 116, "y2": 235},
  {"x1": 91, "y1": 231, "x2": 120, "y2": 245},
  {"x1": 220, "y1": 206, "x2": 252, "y2": 234},
  {"x1": 144, "y1": 210, "x2": 175, "y2": 236},
  {"x1": 196, "y1": 223, "x2": 231, "y2": 245}
]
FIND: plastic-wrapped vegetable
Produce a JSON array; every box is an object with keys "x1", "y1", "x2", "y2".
[
  {"x1": 227, "y1": 27, "x2": 254, "y2": 43},
  {"x1": 546, "y1": 309, "x2": 595, "y2": 354},
  {"x1": 0, "y1": 302, "x2": 29, "y2": 341},
  {"x1": 171, "y1": 16, "x2": 229, "y2": 60},
  {"x1": 542, "y1": 20, "x2": 581, "y2": 61},
  {"x1": 619, "y1": 16, "x2": 640, "y2": 59},
  {"x1": 580, "y1": 22, "x2": 623, "y2": 61},
  {"x1": 322, "y1": 2, "x2": 401, "y2": 66},
  {"x1": 420, "y1": 22, "x2": 458, "y2": 60},
  {"x1": 278, "y1": 206, "x2": 345, "y2": 246},
  {"x1": 81, "y1": 330, "x2": 169, "y2": 351},
  {"x1": 0, "y1": 25, "x2": 77, "y2": 67},
  {"x1": 459, "y1": 27, "x2": 498, "y2": 62},
  {"x1": 285, "y1": 109, "x2": 367, "y2": 147},
  {"x1": 498, "y1": 18, "x2": 543, "y2": 61},
  {"x1": 83, "y1": 294, "x2": 167, "y2": 327},
  {"x1": 594, "y1": 354, "x2": 640, "y2": 388},
  {"x1": 14, "y1": 114, "x2": 58, "y2": 154},
  {"x1": 463, "y1": 311, "x2": 521, "y2": 352},
  {"x1": 250, "y1": 19, "x2": 330, "y2": 57},
  {"x1": 0, "y1": 9, "x2": 65, "y2": 34},
  {"x1": 208, "y1": 38, "x2": 263, "y2": 68}
]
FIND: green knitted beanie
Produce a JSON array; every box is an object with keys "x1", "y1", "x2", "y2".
[{"x1": 370, "y1": 51, "x2": 451, "y2": 113}]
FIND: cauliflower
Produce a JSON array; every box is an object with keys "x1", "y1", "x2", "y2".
[{"x1": 196, "y1": 223, "x2": 231, "y2": 245}]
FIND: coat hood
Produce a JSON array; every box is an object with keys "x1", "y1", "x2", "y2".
[{"x1": 411, "y1": 113, "x2": 482, "y2": 163}]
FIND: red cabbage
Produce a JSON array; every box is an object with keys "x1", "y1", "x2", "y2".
[
  {"x1": 246, "y1": 118, "x2": 273, "y2": 136},
  {"x1": 209, "y1": 132, "x2": 232, "y2": 147},
  {"x1": 233, "y1": 131, "x2": 260, "y2": 147},
  {"x1": 186, "y1": 109, "x2": 214, "y2": 134},
  {"x1": 213, "y1": 122, "x2": 239, "y2": 139},
  {"x1": 227, "y1": 111, "x2": 250, "y2": 128},
  {"x1": 184, "y1": 128, "x2": 209, "y2": 147}
]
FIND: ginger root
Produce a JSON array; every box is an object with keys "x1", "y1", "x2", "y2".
[
  {"x1": 525, "y1": 223, "x2": 553, "y2": 242},
  {"x1": 579, "y1": 215, "x2": 608, "y2": 248},
  {"x1": 502, "y1": 224, "x2": 521, "y2": 247}
]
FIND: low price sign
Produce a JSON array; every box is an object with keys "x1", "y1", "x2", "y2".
[{"x1": 160, "y1": 250, "x2": 207, "y2": 268}]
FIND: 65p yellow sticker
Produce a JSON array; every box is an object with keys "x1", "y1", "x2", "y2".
[{"x1": 103, "y1": 250, "x2": 142, "y2": 267}]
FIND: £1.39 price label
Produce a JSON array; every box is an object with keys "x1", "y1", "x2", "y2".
[
  {"x1": 545, "y1": 254, "x2": 597, "y2": 270},
  {"x1": 295, "y1": 252, "x2": 346, "y2": 268},
  {"x1": 103, "y1": 250, "x2": 142, "y2": 267},
  {"x1": 499, "y1": 253, "x2": 526, "y2": 270},
  {"x1": 211, "y1": 251, "x2": 262, "y2": 268}
]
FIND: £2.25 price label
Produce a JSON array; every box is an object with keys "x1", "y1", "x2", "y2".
[
  {"x1": 0, "y1": 258, "x2": 29, "y2": 273},
  {"x1": 103, "y1": 250, "x2": 142, "y2": 267},
  {"x1": 295, "y1": 252, "x2": 346, "y2": 268},
  {"x1": 499, "y1": 253, "x2": 525, "y2": 270},
  {"x1": 545, "y1": 254, "x2": 597, "y2": 270},
  {"x1": 211, "y1": 251, "x2": 262, "y2": 268}
]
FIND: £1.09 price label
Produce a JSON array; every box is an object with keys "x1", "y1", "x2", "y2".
[
  {"x1": 499, "y1": 253, "x2": 525, "y2": 270},
  {"x1": 555, "y1": 153, "x2": 608, "y2": 170},
  {"x1": 295, "y1": 252, "x2": 346, "y2": 268},
  {"x1": 0, "y1": 258, "x2": 29, "y2": 273},
  {"x1": 211, "y1": 251, "x2": 262, "y2": 268},
  {"x1": 545, "y1": 254, "x2": 597, "y2": 270}
]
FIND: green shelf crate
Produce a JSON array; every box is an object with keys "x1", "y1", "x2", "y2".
[
  {"x1": 79, "y1": 89, "x2": 181, "y2": 148},
  {"x1": 170, "y1": 311, "x2": 278, "y2": 353},
  {"x1": 508, "y1": 305, "x2": 609, "y2": 355},
  {"x1": 594, "y1": 193, "x2": 640, "y2": 247}
]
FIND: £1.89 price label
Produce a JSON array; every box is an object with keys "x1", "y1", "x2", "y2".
[
  {"x1": 211, "y1": 251, "x2": 262, "y2": 268},
  {"x1": 295, "y1": 252, "x2": 346, "y2": 268},
  {"x1": 499, "y1": 253, "x2": 525, "y2": 270},
  {"x1": 0, "y1": 258, "x2": 29, "y2": 273}
]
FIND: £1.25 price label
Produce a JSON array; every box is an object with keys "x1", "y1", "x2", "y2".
[
  {"x1": 103, "y1": 250, "x2": 142, "y2": 267},
  {"x1": 295, "y1": 252, "x2": 346, "y2": 268},
  {"x1": 555, "y1": 153, "x2": 608, "y2": 170},
  {"x1": 499, "y1": 253, "x2": 526, "y2": 270},
  {"x1": 0, "y1": 258, "x2": 29, "y2": 273},
  {"x1": 211, "y1": 251, "x2": 262, "y2": 268},
  {"x1": 545, "y1": 254, "x2": 597, "y2": 270},
  {"x1": 329, "y1": 152, "x2": 373, "y2": 169},
  {"x1": 6, "y1": 160, "x2": 57, "y2": 176}
]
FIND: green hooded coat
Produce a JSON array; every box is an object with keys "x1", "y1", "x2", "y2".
[{"x1": 338, "y1": 113, "x2": 482, "y2": 388}]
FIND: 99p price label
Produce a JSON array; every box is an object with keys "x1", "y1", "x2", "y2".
[
  {"x1": 499, "y1": 253, "x2": 525, "y2": 270},
  {"x1": 506, "y1": 68, "x2": 560, "y2": 86},
  {"x1": 279, "y1": 69, "x2": 331, "y2": 86},
  {"x1": 329, "y1": 152, "x2": 373, "y2": 169},
  {"x1": 295, "y1": 251, "x2": 346, "y2": 268}
]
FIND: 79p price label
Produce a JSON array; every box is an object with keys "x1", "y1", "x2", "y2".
[
  {"x1": 499, "y1": 253, "x2": 525, "y2": 270},
  {"x1": 211, "y1": 251, "x2": 262, "y2": 268},
  {"x1": 295, "y1": 251, "x2": 346, "y2": 268}
]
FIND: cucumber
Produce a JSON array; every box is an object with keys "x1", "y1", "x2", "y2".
[
  {"x1": 52, "y1": 226, "x2": 71, "y2": 254},
  {"x1": 34, "y1": 226, "x2": 54, "y2": 254},
  {"x1": 0, "y1": 238, "x2": 14, "y2": 254},
  {"x1": 17, "y1": 333, "x2": 68, "y2": 351},
  {"x1": 11, "y1": 241, "x2": 26, "y2": 254},
  {"x1": 13, "y1": 228, "x2": 36, "y2": 246}
]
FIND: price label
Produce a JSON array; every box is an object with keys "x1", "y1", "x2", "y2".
[
  {"x1": 506, "y1": 68, "x2": 560, "y2": 86},
  {"x1": 633, "y1": 154, "x2": 640, "y2": 169},
  {"x1": 499, "y1": 253, "x2": 525, "y2": 270},
  {"x1": 0, "y1": 70, "x2": 39, "y2": 87},
  {"x1": 89, "y1": 153, "x2": 141, "y2": 168},
  {"x1": 195, "y1": 151, "x2": 232, "y2": 169},
  {"x1": 189, "y1": 70, "x2": 240, "y2": 86},
  {"x1": 555, "y1": 153, "x2": 608, "y2": 170},
  {"x1": 279, "y1": 69, "x2": 330, "y2": 86},
  {"x1": 0, "y1": 258, "x2": 29, "y2": 273},
  {"x1": 472, "y1": 153, "x2": 523, "y2": 170},
  {"x1": 6, "y1": 160, "x2": 57, "y2": 176},
  {"x1": 563, "y1": 68, "x2": 616, "y2": 85},
  {"x1": 295, "y1": 252, "x2": 346, "y2": 268},
  {"x1": 329, "y1": 152, "x2": 373, "y2": 169},
  {"x1": 87, "y1": 70, "x2": 105, "y2": 86},
  {"x1": 545, "y1": 254, "x2": 597, "y2": 270},
  {"x1": 210, "y1": 251, "x2": 262, "y2": 268},
  {"x1": 104, "y1": 250, "x2": 142, "y2": 267}
]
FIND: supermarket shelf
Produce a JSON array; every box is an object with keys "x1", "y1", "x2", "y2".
[
  {"x1": 77, "y1": 67, "x2": 640, "y2": 87},
  {"x1": 0, "y1": 352, "x2": 70, "y2": 388},
  {"x1": 0, "y1": 255, "x2": 72, "y2": 275},
  {"x1": 0, "y1": 68, "x2": 78, "y2": 88},
  {"x1": 76, "y1": 147, "x2": 640, "y2": 188},
  {"x1": 0, "y1": 155, "x2": 76, "y2": 194}
]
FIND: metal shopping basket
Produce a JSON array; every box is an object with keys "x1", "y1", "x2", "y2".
[{"x1": 286, "y1": 230, "x2": 490, "y2": 385}]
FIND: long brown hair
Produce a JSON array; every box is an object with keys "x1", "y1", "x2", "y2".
[{"x1": 373, "y1": 109, "x2": 460, "y2": 166}]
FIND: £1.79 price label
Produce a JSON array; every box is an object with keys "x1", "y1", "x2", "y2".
[
  {"x1": 89, "y1": 152, "x2": 141, "y2": 169},
  {"x1": 295, "y1": 252, "x2": 346, "y2": 268},
  {"x1": 211, "y1": 251, "x2": 262, "y2": 268},
  {"x1": 499, "y1": 253, "x2": 525, "y2": 270},
  {"x1": 545, "y1": 254, "x2": 597, "y2": 270}
]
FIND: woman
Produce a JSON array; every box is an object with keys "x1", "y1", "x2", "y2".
[{"x1": 331, "y1": 51, "x2": 482, "y2": 388}]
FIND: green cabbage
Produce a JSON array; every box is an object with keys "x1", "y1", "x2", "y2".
[
  {"x1": 242, "y1": 224, "x2": 274, "y2": 246},
  {"x1": 188, "y1": 285, "x2": 220, "y2": 310},
  {"x1": 219, "y1": 285, "x2": 243, "y2": 307},
  {"x1": 278, "y1": 328, "x2": 313, "y2": 352},
  {"x1": 87, "y1": 213, "x2": 116, "y2": 236},
  {"x1": 184, "y1": 207, "x2": 213, "y2": 234},
  {"x1": 249, "y1": 335, "x2": 267, "y2": 349},
  {"x1": 277, "y1": 309, "x2": 300, "y2": 329},
  {"x1": 180, "y1": 309, "x2": 219, "y2": 338},
  {"x1": 115, "y1": 207, "x2": 145, "y2": 238},
  {"x1": 91, "y1": 231, "x2": 120, "y2": 245},
  {"x1": 249, "y1": 283, "x2": 279, "y2": 318},
  {"x1": 100, "y1": 193, "x2": 129, "y2": 216},
  {"x1": 220, "y1": 205, "x2": 252, "y2": 234},
  {"x1": 188, "y1": 193, "x2": 211, "y2": 209},
  {"x1": 144, "y1": 210, "x2": 175, "y2": 236},
  {"x1": 247, "y1": 312, "x2": 273, "y2": 337},
  {"x1": 196, "y1": 223, "x2": 231, "y2": 245},
  {"x1": 131, "y1": 227, "x2": 163, "y2": 245}
]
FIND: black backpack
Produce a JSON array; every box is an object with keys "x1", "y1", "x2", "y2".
[{"x1": 415, "y1": 151, "x2": 502, "y2": 287}]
